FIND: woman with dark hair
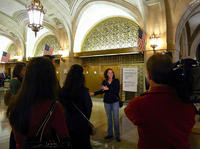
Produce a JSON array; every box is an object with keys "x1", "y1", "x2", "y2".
[
  {"x1": 10, "y1": 62, "x2": 26, "y2": 95},
  {"x1": 90, "y1": 68, "x2": 120, "y2": 141},
  {"x1": 7, "y1": 57, "x2": 69, "y2": 149},
  {"x1": 9, "y1": 62, "x2": 26, "y2": 149},
  {"x1": 59, "y1": 64, "x2": 92, "y2": 149}
]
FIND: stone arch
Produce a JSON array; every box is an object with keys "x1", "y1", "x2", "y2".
[
  {"x1": 190, "y1": 32, "x2": 200, "y2": 59},
  {"x1": 34, "y1": 35, "x2": 61, "y2": 57},
  {"x1": 7, "y1": 43, "x2": 18, "y2": 59},
  {"x1": 175, "y1": 0, "x2": 200, "y2": 61}
]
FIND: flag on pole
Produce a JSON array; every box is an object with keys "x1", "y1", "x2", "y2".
[
  {"x1": 44, "y1": 44, "x2": 54, "y2": 55},
  {"x1": 138, "y1": 29, "x2": 146, "y2": 52},
  {"x1": 1, "y1": 51, "x2": 10, "y2": 63}
]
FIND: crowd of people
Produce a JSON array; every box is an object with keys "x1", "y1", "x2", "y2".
[{"x1": 5, "y1": 53, "x2": 196, "y2": 149}]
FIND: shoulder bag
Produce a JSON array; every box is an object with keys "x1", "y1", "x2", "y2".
[
  {"x1": 72, "y1": 103, "x2": 96, "y2": 135},
  {"x1": 24, "y1": 101, "x2": 71, "y2": 149}
]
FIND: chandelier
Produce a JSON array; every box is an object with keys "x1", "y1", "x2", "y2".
[
  {"x1": 27, "y1": 0, "x2": 45, "y2": 36},
  {"x1": 150, "y1": 33, "x2": 161, "y2": 53}
]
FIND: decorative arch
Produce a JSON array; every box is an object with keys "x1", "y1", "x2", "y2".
[
  {"x1": 81, "y1": 17, "x2": 139, "y2": 52},
  {"x1": 44, "y1": 0, "x2": 72, "y2": 50},
  {"x1": 7, "y1": 43, "x2": 17, "y2": 59},
  {"x1": 0, "y1": 13, "x2": 25, "y2": 58},
  {"x1": 175, "y1": 0, "x2": 200, "y2": 61},
  {"x1": 73, "y1": 1, "x2": 144, "y2": 52},
  {"x1": 34, "y1": 35, "x2": 61, "y2": 57},
  {"x1": 190, "y1": 32, "x2": 200, "y2": 59}
]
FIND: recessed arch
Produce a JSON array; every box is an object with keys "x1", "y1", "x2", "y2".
[
  {"x1": 0, "y1": 35, "x2": 13, "y2": 56},
  {"x1": 175, "y1": 0, "x2": 200, "y2": 61},
  {"x1": 73, "y1": 1, "x2": 144, "y2": 53},
  {"x1": 7, "y1": 43, "x2": 17, "y2": 59},
  {"x1": 81, "y1": 17, "x2": 139, "y2": 52},
  {"x1": 190, "y1": 32, "x2": 200, "y2": 59},
  {"x1": 26, "y1": 27, "x2": 53, "y2": 58},
  {"x1": 34, "y1": 35, "x2": 61, "y2": 57}
]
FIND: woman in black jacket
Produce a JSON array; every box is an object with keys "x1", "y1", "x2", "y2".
[
  {"x1": 90, "y1": 68, "x2": 120, "y2": 142},
  {"x1": 59, "y1": 64, "x2": 93, "y2": 149}
]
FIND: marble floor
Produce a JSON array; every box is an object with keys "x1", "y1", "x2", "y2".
[
  {"x1": 90, "y1": 99, "x2": 138, "y2": 149},
  {"x1": 0, "y1": 97, "x2": 200, "y2": 149}
]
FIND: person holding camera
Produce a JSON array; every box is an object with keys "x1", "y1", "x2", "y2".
[{"x1": 125, "y1": 53, "x2": 196, "y2": 149}]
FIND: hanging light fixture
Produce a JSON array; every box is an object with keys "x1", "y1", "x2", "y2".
[{"x1": 27, "y1": 0, "x2": 45, "y2": 37}]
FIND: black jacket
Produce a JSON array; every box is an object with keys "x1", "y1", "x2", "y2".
[
  {"x1": 59, "y1": 87, "x2": 92, "y2": 135},
  {"x1": 94, "y1": 79, "x2": 120, "y2": 103}
]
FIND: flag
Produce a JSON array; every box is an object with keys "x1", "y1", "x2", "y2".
[
  {"x1": 44, "y1": 44, "x2": 54, "y2": 55},
  {"x1": 1, "y1": 51, "x2": 10, "y2": 63},
  {"x1": 138, "y1": 29, "x2": 146, "y2": 52}
]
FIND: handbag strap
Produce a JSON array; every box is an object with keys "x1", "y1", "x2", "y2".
[
  {"x1": 72, "y1": 102, "x2": 90, "y2": 122},
  {"x1": 36, "y1": 100, "x2": 57, "y2": 141}
]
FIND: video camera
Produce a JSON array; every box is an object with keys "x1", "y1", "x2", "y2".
[{"x1": 170, "y1": 58, "x2": 200, "y2": 103}]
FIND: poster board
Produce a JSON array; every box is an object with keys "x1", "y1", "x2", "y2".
[{"x1": 123, "y1": 68, "x2": 138, "y2": 92}]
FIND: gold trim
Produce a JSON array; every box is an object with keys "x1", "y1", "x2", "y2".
[{"x1": 74, "y1": 47, "x2": 140, "y2": 57}]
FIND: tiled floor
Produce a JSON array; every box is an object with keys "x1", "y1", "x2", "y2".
[
  {"x1": 0, "y1": 97, "x2": 138, "y2": 149},
  {"x1": 90, "y1": 100, "x2": 138, "y2": 149},
  {"x1": 0, "y1": 97, "x2": 200, "y2": 149},
  {"x1": 0, "y1": 104, "x2": 10, "y2": 149}
]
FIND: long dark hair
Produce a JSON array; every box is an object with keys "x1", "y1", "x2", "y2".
[
  {"x1": 7, "y1": 57, "x2": 58, "y2": 135},
  {"x1": 12, "y1": 62, "x2": 26, "y2": 82},
  {"x1": 104, "y1": 68, "x2": 115, "y2": 80},
  {"x1": 63, "y1": 64, "x2": 85, "y2": 99}
]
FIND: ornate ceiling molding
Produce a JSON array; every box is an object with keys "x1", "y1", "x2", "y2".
[
  {"x1": 13, "y1": 10, "x2": 29, "y2": 24},
  {"x1": 175, "y1": 0, "x2": 200, "y2": 61},
  {"x1": 72, "y1": 0, "x2": 144, "y2": 28},
  {"x1": 0, "y1": 11, "x2": 25, "y2": 56},
  {"x1": 43, "y1": 0, "x2": 72, "y2": 49}
]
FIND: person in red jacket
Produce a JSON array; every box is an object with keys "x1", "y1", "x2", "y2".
[
  {"x1": 124, "y1": 53, "x2": 196, "y2": 149},
  {"x1": 7, "y1": 57, "x2": 69, "y2": 149}
]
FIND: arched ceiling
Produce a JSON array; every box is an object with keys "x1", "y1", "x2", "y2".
[
  {"x1": 73, "y1": 2, "x2": 141, "y2": 52},
  {"x1": 175, "y1": 0, "x2": 200, "y2": 60},
  {"x1": 0, "y1": 36, "x2": 13, "y2": 53},
  {"x1": 0, "y1": 0, "x2": 146, "y2": 57}
]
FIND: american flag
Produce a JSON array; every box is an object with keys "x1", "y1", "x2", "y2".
[
  {"x1": 138, "y1": 29, "x2": 146, "y2": 52},
  {"x1": 1, "y1": 51, "x2": 10, "y2": 63},
  {"x1": 44, "y1": 44, "x2": 54, "y2": 55}
]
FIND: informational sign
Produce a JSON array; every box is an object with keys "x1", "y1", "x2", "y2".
[{"x1": 123, "y1": 68, "x2": 138, "y2": 92}]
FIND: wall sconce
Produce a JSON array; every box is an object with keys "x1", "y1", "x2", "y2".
[
  {"x1": 58, "y1": 49, "x2": 69, "y2": 63},
  {"x1": 13, "y1": 56, "x2": 23, "y2": 61},
  {"x1": 150, "y1": 33, "x2": 161, "y2": 53},
  {"x1": 93, "y1": 70, "x2": 97, "y2": 75},
  {"x1": 58, "y1": 49, "x2": 69, "y2": 57}
]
